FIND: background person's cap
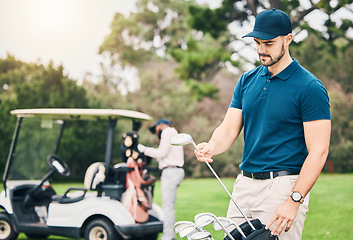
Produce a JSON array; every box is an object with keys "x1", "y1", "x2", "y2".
[
  {"x1": 148, "y1": 119, "x2": 171, "y2": 134},
  {"x1": 242, "y1": 8, "x2": 292, "y2": 40}
]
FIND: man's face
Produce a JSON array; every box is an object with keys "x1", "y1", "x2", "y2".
[
  {"x1": 255, "y1": 36, "x2": 287, "y2": 67},
  {"x1": 155, "y1": 125, "x2": 160, "y2": 136},
  {"x1": 155, "y1": 124, "x2": 164, "y2": 139}
]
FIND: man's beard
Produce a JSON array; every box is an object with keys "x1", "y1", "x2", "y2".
[{"x1": 259, "y1": 44, "x2": 285, "y2": 67}]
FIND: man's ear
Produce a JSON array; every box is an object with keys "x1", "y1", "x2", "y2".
[{"x1": 286, "y1": 33, "x2": 293, "y2": 45}]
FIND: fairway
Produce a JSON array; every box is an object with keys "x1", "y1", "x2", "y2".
[{"x1": 5, "y1": 174, "x2": 353, "y2": 240}]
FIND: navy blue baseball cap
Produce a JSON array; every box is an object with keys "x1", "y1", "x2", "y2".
[
  {"x1": 149, "y1": 119, "x2": 171, "y2": 134},
  {"x1": 242, "y1": 8, "x2": 292, "y2": 40}
]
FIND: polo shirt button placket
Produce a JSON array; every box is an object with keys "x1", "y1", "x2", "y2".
[{"x1": 261, "y1": 79, "x2": 271, "y2": 97}]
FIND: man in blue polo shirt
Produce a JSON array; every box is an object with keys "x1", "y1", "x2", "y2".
[{"x1": 194, "y1": 9, "x2": 331, "y2": 240}]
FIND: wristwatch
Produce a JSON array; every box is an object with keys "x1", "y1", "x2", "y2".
[{"x1": 290, "y1": 191, "x2": 304, "y2": 204}]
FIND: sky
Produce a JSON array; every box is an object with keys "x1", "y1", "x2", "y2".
[
  {"x1": 0, "y1": 0, "x2": 221, "y2": 82},
  {"x1": 0, "y1": 0, "x2": 137, "y2": 80}
]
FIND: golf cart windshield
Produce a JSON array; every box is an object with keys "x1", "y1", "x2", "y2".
[
  {"x1": 3, "y1": 108, "x2": 152, "y2": 189},
  {"x1": 7, "y1": 118, "x2": 63, "y2": 182}
]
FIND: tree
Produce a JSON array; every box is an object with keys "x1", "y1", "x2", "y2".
[
  {"x1": 99, "y1": 0, "x2": 352, "y2": 100},
  {"x1": 99, "y1": 0, "x2": 232, "y2": 100},
  {"x1": 188, "y1": 0, "x2": 353, "y2": 76},
  {"x1": 0, "y1": 55, "x2": 105, "y2": 180},
  {"x1": 122, "y1": 59, "x2": 244, "y2": 177}
]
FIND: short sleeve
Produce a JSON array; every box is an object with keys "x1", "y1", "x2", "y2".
[
  {"x1": 301, "y1": 80, "x2": 331, "y2": 122},
  {"x1": 229, "y1": 76, "x2": 243, "y2": 109}
]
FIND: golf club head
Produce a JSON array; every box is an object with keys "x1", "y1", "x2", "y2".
[
  {"x1": 214, "y1": 217, "x2": 231, "y2": 231},
  {"x1": 194, "y1": 212, "x2": 215, "y2": 227},
  {"x1": 216, "y1": 217, "x2": 246, "y2": 238},
  {"x1": 179, "y1": 224, "x2": 198, "y2": 238},
  {"x1": 170, "y1": 133, "x2": 194, "y2": 146},
  {"x1": 175, "y1": 221, "x2": 196, "y2": 233},
  {"x1": 190, "y1": 231, "x2": 213, "y2": 240},
  {"x1": 195, "y1": 213, "x2": 236, "y2": 240}
]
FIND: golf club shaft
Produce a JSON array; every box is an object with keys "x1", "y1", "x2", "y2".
[
  {"x1": 205, "y1": 161, "x2": 255, "y2": 230},
  {"x1": 193, "y1": 142, "x2": 256, "y2": 231},
  {"x1": 231, "y1": 222, "x2": 247, "y2": 238},
  {"x1": 214, "y1": 217, "x2": 236, "y2": 240}
]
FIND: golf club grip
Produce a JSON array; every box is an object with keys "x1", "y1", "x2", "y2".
[{"x1": 205, "y1": 161, "x2": 256, "y2": 231}]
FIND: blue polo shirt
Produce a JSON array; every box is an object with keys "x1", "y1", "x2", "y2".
[{"x1": 229, "y1": 59, "x2": 331, "y2": 173}]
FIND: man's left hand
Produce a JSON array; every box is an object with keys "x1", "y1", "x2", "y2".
[{"x1": 265, "y1": 198, "x2": 300, "y2": 236}]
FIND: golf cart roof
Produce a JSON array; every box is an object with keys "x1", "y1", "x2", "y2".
[{"x1": 11, "y1": 108, "x2": 152, "y2": 121}]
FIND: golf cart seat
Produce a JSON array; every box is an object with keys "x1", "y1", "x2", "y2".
[
  {"x1": 84, "y1": 162, "x2": 106, "y2": 190},
  {"x1": 97, "y1": 163, "x2": 130, "y2": 200},
  {"x1": 51, "y1": 162, "x2": 106, "y2": 204},
  {"x1": 83, "y1": 162, "x2": 128, "y2": 200}
]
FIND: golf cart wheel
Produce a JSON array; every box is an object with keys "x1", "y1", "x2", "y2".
[
  {"x1": 0, "y1": 212, "x2": 18, "y2": 240},
  {"x1": 84, "y1": 218, "x2": 118, "y2": 240}
]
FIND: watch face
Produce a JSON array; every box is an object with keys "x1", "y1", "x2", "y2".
[{"x1": 292, "y1": 192, "x2": 301, "y2": 201}]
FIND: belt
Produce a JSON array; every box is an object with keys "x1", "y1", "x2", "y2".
[
  {"x1": 241, "y1": 170, "x2": 299, "y2": 180},
  {"x1": 161, "y1": 165, "x2": 183, "y2": 171}
]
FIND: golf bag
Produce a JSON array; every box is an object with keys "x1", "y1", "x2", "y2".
[
  {"x1": 121, "y1": 157, "x2": 155, "y2": 223},
  {"x1": 120, "y1": 132, "x2": 155, "y2": 223},
  {"x1": 224, "y1": 219, "x2": 278, "y2": 240}
]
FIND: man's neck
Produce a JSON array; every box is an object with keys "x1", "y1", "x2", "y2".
[{"x1": 268, "y1": 54, "x2": 293, "y2": 77}]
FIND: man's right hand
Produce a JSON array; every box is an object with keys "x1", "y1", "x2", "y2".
[
  {"x1": 137, "y1": 144, "x2": 146, "y2": 153},
  {"x1": 194, "y1": 142, "x2": 214, "y2": 163}
]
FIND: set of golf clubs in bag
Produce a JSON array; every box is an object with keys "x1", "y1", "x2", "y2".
[{"x1": 170, "y1": 134, "x2": 279, "y2": 240}]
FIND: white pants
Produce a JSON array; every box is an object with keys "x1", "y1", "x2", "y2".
[
  {"x1": 160, "y1": 167, "x2": 185, "y2": 240},
  {"x1": 226, "y1": 174, "x2": 309, "y2": 240}
]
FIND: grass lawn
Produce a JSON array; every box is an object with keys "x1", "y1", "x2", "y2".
[
  {"x1": 155, "y1": 174, "x2": 353, "y2": 240},
  {"x1": 4, "y1": 174, "x2": 353, "y2": 239}
]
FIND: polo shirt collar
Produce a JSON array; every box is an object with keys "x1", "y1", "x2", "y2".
[{"x1": 260, "y1": 58, "x2": 300, "y2": 81}]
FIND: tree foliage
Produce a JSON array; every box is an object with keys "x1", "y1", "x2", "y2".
[
  {"x1": 100, "y1": 0, "x2": 353, "y2": 101},
  {"x1": 0, "y1": 55, "x2": 107, "y2": 180},
  {"x1": 188, "y1": 0, "x2": 353, "y2": 76},
  {"x1": 99, "y1": 0, "x2": 233, "y2": 100},
  {"x1": 189, "y1": 0, "x2": 353, "y2": 42},
  {"x1": 121, "y1": 59, "x2": 244, "y2": 177}
]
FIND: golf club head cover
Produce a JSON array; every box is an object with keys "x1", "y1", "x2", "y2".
[
  {"x1": 224, "y1": 219, "x2": 277, "y2": 240},
  {"x1": 224, "y1": 219, "x2": 262, "y2": 240},
  {"x1": 244, "y1": 226, "x2": 278, "y2": 240}
]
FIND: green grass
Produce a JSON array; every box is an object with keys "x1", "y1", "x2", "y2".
[
  {"x1": 5, "y1": 174, "x2": 353, "y2": 239},
  {"x1": 301, "y1": 174, "x2": 353, "y2": 240}
]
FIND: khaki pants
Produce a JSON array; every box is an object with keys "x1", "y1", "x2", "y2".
[{"x1": 226, "y1": 174, "x2": 309, "y2": 240}]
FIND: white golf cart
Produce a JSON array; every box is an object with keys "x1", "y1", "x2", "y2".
[{"x1": 0, "y1": 109, "x2": 164, "y2": 240}]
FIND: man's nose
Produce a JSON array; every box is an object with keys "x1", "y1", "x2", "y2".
[{"x1": 257, "y1": 44, "x2": 266, "y2": 54}]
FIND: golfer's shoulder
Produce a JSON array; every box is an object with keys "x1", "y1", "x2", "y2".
[
  {"x1": 293, "y1": 62, "x2": 320, "y2": 83},
  {"x1": 164, "y1": 127, "x2": 178, "y2": 136},
  {"x1": 241, "y1": 65, "x2": 265, "y2": 81},
  {"x1": 294, "y1": 66, "x2": 326, "y2": 92}
]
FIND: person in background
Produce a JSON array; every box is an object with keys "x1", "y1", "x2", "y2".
[
  {"x1": 194, "y1": 8, "x2": 331, "y2": 240},
  {"x1": 138, "y1": 119, "x2": 185, "y2": 240}
]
